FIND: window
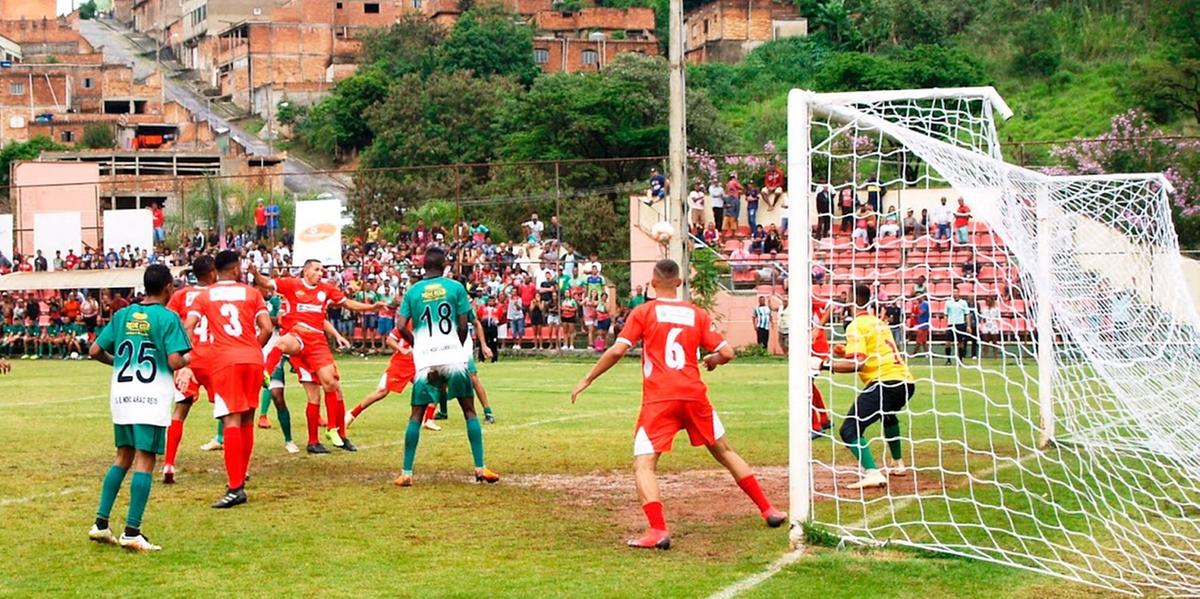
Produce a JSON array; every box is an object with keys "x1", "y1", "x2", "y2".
[
  {"x1": 61, "y1": 130, "x2": 74, "y2": 143},
  {"x1": 411, "y1": 0, "x2": 422, "y2": 8},
  {"x1": 9, "y1": 82, "x2": 22, "y2": 95},
  {"x1": 581, "y1": 49, "x2": 599, "y2": 65},
  {"x1": 703, "y1": 19, "x2": 709, "y2": 34},
  {"x1": 533, "y1": 48, "x2": 549, "y2": 64},
  {"x1": 336, "y1": 1, "x2": 343, "y2": 7},
  {"x1": 364, "y1": 2, "x2": 380, "y2": 13},
  {"x1": 83, "y1": 77, "x2": 94, "y2": 89}
]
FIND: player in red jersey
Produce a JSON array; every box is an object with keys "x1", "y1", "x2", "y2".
[
  {"x1": 810, "y1": 296, "x2": 833, "y2": 438},
  {"x1": 251, "y1": 260, "x2": 384, "y2": 454},
  {"x1": 184, "y1": 251, "x2": 273, "y2": 509},
  {"x1": 571, "y1": 259, "x2": 786, "y2": 550},
  {"x1": 161, "y1": 255, "x2": 218, "y2": 484},
  {"x1": 345, "y1": 323, "x2": 415, "y2": 429}
]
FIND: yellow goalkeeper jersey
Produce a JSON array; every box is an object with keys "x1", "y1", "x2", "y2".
[{"x1": 844, "y1": 313, "x2": 913, "y2": 385}]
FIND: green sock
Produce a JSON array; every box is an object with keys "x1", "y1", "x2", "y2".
[
  {"x1": 883, "y1": 421, "x2": 903, "y2": 460},
  {"x1": 277, "y1": 406, "x2": 293, "y2": 443},
  {"x1": 438, "y1": 398, "x2": 448, "y2": 416},
  {"x1": 465, "y1": 417, "x2": 485, "y2": 468},
  {"x1": 216, "y1": 419, "x2": 224, "y2": 444},
  {"x1": 402, "y1": 420, "x2": 421, "y2": 475},
  {"x1": 96, "y1": 464, "x2": 128, "y2": 520},
  {"x1": 848, "y1": 437, "x2": 878, "y2": 470},
  {"x1": 259, "y1": 389, "x2": 272, "y2": 416},
  {"x1": 126, "y1": 471, "x2": 152, "y2": 529}
]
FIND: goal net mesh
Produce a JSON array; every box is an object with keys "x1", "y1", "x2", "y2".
[{"x1": 797, "y1": 88, "x2": 1200, "y2": 596}]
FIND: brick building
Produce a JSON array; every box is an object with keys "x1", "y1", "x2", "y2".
[
  {"x1": 683, "y1": 0, "x2": 805, "y2": 64},
  {"x1": 0, "y1": 0, "x2": 57, "y2": 21},
  {"x1": 132, "y1": 0, "x2": 183, "y2": 42},
  {"x1": 112, "y1": 0, "x2": 135, "y2": 25}
]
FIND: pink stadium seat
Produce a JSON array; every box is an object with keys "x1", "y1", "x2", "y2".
[{"x1": 932, "y1": 282, "x2": 952, "y2": 297}]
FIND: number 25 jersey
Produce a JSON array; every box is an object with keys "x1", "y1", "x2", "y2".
[{"x1": 616, "y1": 299, "x2": 728, "y2": 404}]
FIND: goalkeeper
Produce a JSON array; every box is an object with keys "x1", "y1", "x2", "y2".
[{"x1": 828, "y1": 285, "x2": 915, "y2": 490}]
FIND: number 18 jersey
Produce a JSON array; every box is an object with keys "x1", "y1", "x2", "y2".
[
  {"x1": 616, "y1": 299, "x2": 727, "y2": 404},
  {"x1": 399, "y1": 276, "x2": 472, "y2": 371}
]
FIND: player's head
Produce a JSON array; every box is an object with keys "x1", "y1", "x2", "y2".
[
  {"x1": 143, "y1": 264, "x2": 174, "y2": 300},
  {"x1": 192, "y1": 255, "x2": 216, "y2": 285},
  {"x1": 423, "y1": 247, "x2": 446, "y2": 275},
  {"x1": 650, "y1": 259, "x2": 681, "y2": 296},
  {"x1": 214, "y1": 250, "x2": 241, "y2": 280},
  {"x1": 853, "y1": 284, "x2": 872, "y2": 310},
  {"x1": 302, "y1": 259, "x2": 323, "y2": 284}
]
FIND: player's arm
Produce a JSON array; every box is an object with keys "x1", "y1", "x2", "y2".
[
  {"x1": 248, "y1": 263, "x2": 275, "y2": 291},
  {"x1": 384, "y1": 332, "x2": 408, "y2": 354},
  {"x1": 89, "y1": 321, "x2": 116, "y2": 366},
  {"x1": 324, "y1": 319, "x2": 351, "y2": 350},
  {"x1": 255, "y1": 311, "x2": 274, "y2": 347},
  {"x1": 571, "y1": 341, "x2": 630, "y2": 403},
  {"x1": 470, "y1": 311, "x2": 492, "y2": 360}
]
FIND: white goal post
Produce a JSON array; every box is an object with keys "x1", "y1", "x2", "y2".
[{"x1": 785, "y1": 86, "x2": 1200, "y2": 596}]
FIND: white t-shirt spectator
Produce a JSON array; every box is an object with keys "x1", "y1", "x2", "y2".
[
  {"x1": 688, "y1": 190, "x2": 705, "y2": 211},
  {"x1": 708, "y1": 183, "x2": 725, "y2": 208},
  {"x1": 523, "y1": 219, "x2": 545, "y2": 242},
  {"x1": 932, "y1": 203, "x2": 954, "y2": 226}
]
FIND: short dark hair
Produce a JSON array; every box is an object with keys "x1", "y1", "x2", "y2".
[
  {"x1": 192, "y1": 255, "x2": 215, "y2": 279},
  {"x1": 303, "y1": 259, "x2": 322, "y2": 270},
  {"x1": 424, "y1": 247, "x2": 446, "y2": 273},
  {"x1": 144, "y1": 264, "x2": 172, "y2": 295},
  {"x1": 854, "y1": 284, "x2": 872, "y2": 308},
  {"x1": 653, "y1": 259, "x2": 680, "y2": 281},
  {"x1": 214, "y1": 250, "x2": 240, "y2": 272}
]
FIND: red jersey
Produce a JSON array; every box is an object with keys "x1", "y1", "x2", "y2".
[
  {"x1": 188, "y1": 281, "x2": 268, "y2": 366},
  {"x1": 616, "y1": 299, "x2": 726, "y2": 404},
  {"x1": 386, "y1": 327, "x2": 416, "y2": 380},
  {"x1": 168, "y1": 286, "x2": 212, "y2": 362},
  {"x1": 954, "y1": 204, "x2": 971, "y2": 228},
  {"x1": 811, "y1": 298, "x2": 830, "y2": 356},
  {"x1": 275, "y1": 277, "x2": 346, "y2": 333}
]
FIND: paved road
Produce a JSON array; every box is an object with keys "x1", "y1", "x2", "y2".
[{"x1": 78, "y1": 19, "x2": 350, "y2": 201}]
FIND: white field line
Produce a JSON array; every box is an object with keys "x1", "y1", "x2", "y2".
[
  {"x1": 0, "y1": 394, "x2": 106, "y2": 408},
  {"x1": 0, "y1": 487, "x2": 86, "y2": 508}
]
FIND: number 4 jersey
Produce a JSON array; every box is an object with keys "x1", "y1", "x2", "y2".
[
  {"x1": 616, "y1": 298, "x2": 728, "y2": 404},
  {"x1": 399, "y1": 276, "x2": 472, "y2": 372},
  {"x1": 96, "y1": 303, "x2": 192, "y2": 427}
]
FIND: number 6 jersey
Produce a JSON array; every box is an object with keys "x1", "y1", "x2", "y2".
[
  {"x1": 95, "y1": 303, "x2": 192, "y2": 426},
  {"x1": 399, "y1": 276, "x2": 472, "y2": 371},
  {"x1": 615, "y1": 298, "x2": 728, "y2": 404}
]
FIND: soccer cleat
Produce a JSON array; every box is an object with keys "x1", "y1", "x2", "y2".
[
  {"x1": 393, "y1": 475, "x2": 414, "y2": 487},
  {"x1": 162, "y1": 464, "x2": 175, "y2": 485},
  {"x1": 199, "y1": 438, "x2": 223, "y2": 452},
  {"x1": 846, "y1": 469, "x2": 888, "y2": 490},
  {"x1": 433, "y1": 411, "x2": 448, "y2": 421},
  {"x1": 888, "y1": 460, "x2": 909, "y2": 477},
  {"x1": 627, "y1": 528, "x2": 671, "y2": 550},
  {"x1": 284, "y1": 441, "x2": 300, "y2": 454},
  {"x1": 422, "y1": 420, "x2": 442, "y2": 431},
  {"x1": 306, "y1": 443, "x2": 330, "y2": 454},
  {"x1": 118, "y1": 533, "x2": 162, "y2": 552},
  {"x1": 762, "y1": 508, "x2": 788, "y2": 528},
  {"x1": 325, "y1": 429, "x2": 345, "y2": 448},
  {"x1": 810, "y1": 430, "x2": 823, "y2": 440},
  {"x1": 88, "y1": 525, "x2": 117, "y2": 545},
  {"x1": 344, "y1": 412, "x2": 357, "y2": 429},
  {"x1": 485, "y1": 413, "x2": 495, "y2": 425},
  {"x1": 262, "y1": 371, "x2": 270, "y2": 388},
  {"x1": 474, "y1": 467, "x2": 501, "y2": 484},
  {"x1": 339, "y1": 437, "x2": 357, "y2": 452},
  {"x1": 257, "y1": 415, "x2": 271, "y2": 429},
  {"x1": 211, "y1": 487, "x2": 247, "y2": 509}
]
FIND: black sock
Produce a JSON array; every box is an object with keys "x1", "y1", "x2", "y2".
[
  {"x1": 95, "y1": 517, "x2": 108, "y2": 530},
  {"x1": 124, "y1": 525, "x2": 140, "y2": 537}
]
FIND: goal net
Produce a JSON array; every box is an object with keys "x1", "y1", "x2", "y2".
[{"x1": 785, "y1": 87, "x2": 1200, "y2": 596}]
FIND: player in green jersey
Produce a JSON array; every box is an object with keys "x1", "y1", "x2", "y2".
[
  {"x1": 255, "y1": 292, "x2": 300, "y2": 453},
  {"x1": 87, "y1": 264, "x2": 192, "y2": 552}
]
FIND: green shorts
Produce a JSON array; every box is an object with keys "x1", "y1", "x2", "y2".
[
  {"x1": 468, "y1": 356, "x2": 478, "y2": 374},
  {"x1": 268, "y1": 362, "x2": 286, "y2": 390},
  {"x1": 113, "y1": 423, "x2": 166, "y2": 454},
  {"x1": 411, "y1": 365, "x2": 473, "y2": 406}
]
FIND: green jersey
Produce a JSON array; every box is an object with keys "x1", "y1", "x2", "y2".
[
  {"x1": 267, "y1": 294, "x2": 282, "y2": 319},
  {"x1": 95, "y1": 303, "x2": 191, "y2": 427},
  {"x1": 67, "y1": 323, "x2": 86, "y2": 337},
  {"x1": 399, "y1": 276, "x2": 472, "y2": 371}
]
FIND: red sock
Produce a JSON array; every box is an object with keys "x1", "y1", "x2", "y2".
[
  {"x1": 222, "y1": 423, "x2": 245, "y2": 489},
  {"x1": 165, "y1": 418, "x2": 184, "y2": 467},
  {"x1": 811, "y1": 383, "x2": 829, "y2": 431},
  {"x1": 240, "y1": 423, "x2": 255, "y2": 476},
  {"x1": 423, "y1": 404, "x2": 436, "y2": 422},
  {"x1": 324, "y1": 390, "x2": 343, "y2": 434},
  {"x1": 264, "y1": 346, "x2": 284, "y2": 377},
  {"x1": 642, "y1": 501, "x2": 667, "y2": 531},
  {"x1": 736, "y1": 475, "x2": 773, "y2": 515},
  {"x1": 305, "y1": 402, "x2": 320, "y2": 445},
  {"x1": 351, "y1": 404, "x2": 365, "y2": 418}
]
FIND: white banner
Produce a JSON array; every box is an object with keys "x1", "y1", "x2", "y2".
[
  {"x1": 293, "y1": 200, "x2": 343, "y2": 266},
  {"x1": 103, "y1": 209, "x2": 153, "y2": 253},
  {"x1": 34, "y1": 212, "x2": 82, "y2": 272},
  {"x1": 0, "y1": 214, "x2": 12, "y2": 267}
]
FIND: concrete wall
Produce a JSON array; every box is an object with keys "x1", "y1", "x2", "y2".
[
  {"x1": 0, "y1": 0, "x2": 56, "y2": 21},
  {"x1": 12, "y1": 161, "x2": 101, "y2": 253}
]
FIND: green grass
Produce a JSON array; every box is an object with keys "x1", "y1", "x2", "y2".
[{"x1": 0, "y1": 357, "x2": 1115, "y2": 597}]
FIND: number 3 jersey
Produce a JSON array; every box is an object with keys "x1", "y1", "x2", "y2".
[
  {"x1": 187, "y1": 281, "x2": 269, "y2": 366},
  {"x1": 616, "y1": 298, "x2": 728, "y2": 404},
  {"x1": 96, "y1": 303, "x2": 192, "y2": 427},
  {"x1": 399, "y1": 276, "x2": 472, "y2": 372}
]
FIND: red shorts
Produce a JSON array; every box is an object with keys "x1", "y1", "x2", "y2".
[
  {"x1": 633, "y1": 400, "x2": 725, "y2": 456},
  {"x1": 377, "y1": 369, "x2": 413, "y2": 394},
  {"x1": 916, "y1": 328, "x2": 929, "y2": 344},
  {"x1": 289, "y1": 356, "x2": 317, "y2": 384},
  {"x1": 209, "y1": 363, "x2": 263, "y2": 418},
  {"x1": 174, "y1": 365, "x2": 210, "y2": 403},
  {"x1": 290, "y1": 325, "x2": 336, "y2": 374}
]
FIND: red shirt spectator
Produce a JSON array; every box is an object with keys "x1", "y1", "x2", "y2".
[
  {"x1": 254, "y1": 204, "x2": 267, "y2": 227},
  {"x1": 151, "y1": 205, "x2": 164, "y2": 229},
  {"x1": 764, "y1": 167, "x2": 784, "y2": 190},
  {"x1": 18, "y1": 259, "x2": 32, "y2": 272},
  {"x1": 519, "y1": 281, "x2": 536, "y2": 307},
  {"x1": 64, "y1": 251, "x2": 79, "y2": 270},
  {"x1": 954, "y1": 199, "x2": 971, "y2": 229}
]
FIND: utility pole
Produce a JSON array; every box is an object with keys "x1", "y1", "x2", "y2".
[{"x1": 667, "y1": 0, "x2": 688, "y2": 297}]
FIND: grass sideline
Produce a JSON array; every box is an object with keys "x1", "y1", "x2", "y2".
[{"x1": 0, "y1": 357, "x2": 1111, "y2": 597}]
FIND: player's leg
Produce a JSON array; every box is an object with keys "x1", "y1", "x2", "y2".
[
  {"x1": 705, "y1": 437, "x2": 786, "y2": 526},
  {"x1": 468, "y1": 358, "x2": 493, "y2": 423},
  {"x1": 810, "y1": 381, "x2": 830, "y2": 437},
  {"x1": 450, "y1": 369, "x2": 498, "y2": 482},
  {"x1": 316, "y1": 363, "x2": 353, "y2": 451},
  {"x1": 301, "y1": 381, "x2": 328, "y2": 453},
  {"x1": 840, "y1": 383, "x2": 888, "y2": 489},
  {"x1": 394, "y1": 403, "x2": 426, "y2": 487},
  {"x1": 263, "y1": 333, "x2": 301, "y2": 379},
  {"x1": 269, "y1": 386, "x2": 296, "y2": 452},
  {"x1": 162, "y1": 398, "x2": 193, "y2": 483},
  {"x1": 348, "y1": 375, "x2": 390, "y2": 428},
  {"x1": 257, "y1": 386, "x2": 273, "y2": 429},
  {"x1": 421, "y1": 403, "x2": 441, "y2": 430},
  {"x1": 90, "y1": 442, "x2": 133, "y2": 545},
  {"x1": 119, "y1": 445, "x2": 159, "y2": 551},
  {"x1": 629, "y1": 452, "x2": 671, "y2": 549}
]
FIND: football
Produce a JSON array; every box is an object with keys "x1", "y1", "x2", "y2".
[
  {"x1": 650, "y1": 221, "x2": 675, "y2": 243},
  {"x1": 69, "y1": 351, "x2": 80, "y2": 360}
]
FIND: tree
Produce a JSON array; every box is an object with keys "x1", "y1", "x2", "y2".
[
  {"x1": 1128, "y1": 58, "x2": 1200, "y2": 125},
  {"x1": 81, "y1": 123, "x2": 115, "y2": 149},
  {"x1": 79, "y1": 0, "x2": 98, "y2": 20},
  {"x1": 438, "y1": 6, "x2": 540, "y2": 86},
  {"x1": 0, "y1": 137, "x2": 65, "y2": 186},
  {"x1": 1010, "y1": 10, "x2": 1061, "y2": 77},
  {"x1": 296, "y1": 67, "x2": 389, "y2": 154},
  {"x1": 360, "y1": 15, "x2": 446, "y2": 79}
]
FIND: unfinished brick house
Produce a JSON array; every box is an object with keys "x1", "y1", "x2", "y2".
[
  {"x1": 0, "y1": 0, "x2": 57, "y2": 21},
  {"x1": 683, "y1": 0, "x2": 805, "y2": 64}
]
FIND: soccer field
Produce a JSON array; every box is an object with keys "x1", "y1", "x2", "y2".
[{"x1": 0, "y1": 357, "x2": 1111, "y2": 598}]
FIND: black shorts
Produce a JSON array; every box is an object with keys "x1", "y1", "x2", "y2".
[
  {"x1": 530, "y1": 309, "x2": 545, "y2": 326},
  {"x1": 840, "y1": 381, "x2": 915, "y2": 442}
]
